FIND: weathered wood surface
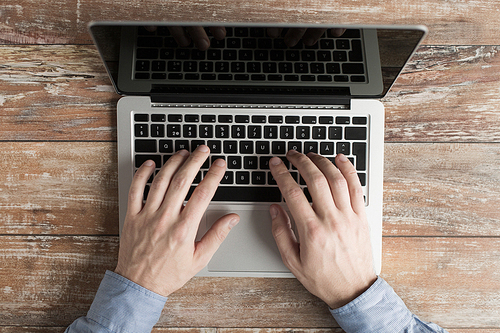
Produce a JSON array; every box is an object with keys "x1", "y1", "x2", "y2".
[
  {"x1": 0, "y1": 236, "x2": 499, "y2": 330},
  {"x1": 1, "y1": 0, "x2": 500, "y2": 45},
  {"x1": 1, "y1": 142, "x2": 499, "y2": 237},
  {"x1": 1, "y1": 45, "x2": 499, "y2": 143}
]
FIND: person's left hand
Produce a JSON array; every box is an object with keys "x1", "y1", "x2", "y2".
[{"x1": 114, "y1": 145, "x2": 239, "y2": 297}]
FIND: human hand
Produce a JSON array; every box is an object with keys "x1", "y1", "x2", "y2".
[
  {"x1": 115, "y1": 146, "x2": 239, "y2": 297},
  {"x1": 145, "y1": 26, "x2": 226, "y2": 50},
  {"x1": 269, "y1": 151, "x2": 376, "y2": 309}
]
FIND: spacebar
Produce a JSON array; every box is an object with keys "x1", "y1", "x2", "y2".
[{"x1": 213, "y1": 186, "x2": 281, "y2": 202}]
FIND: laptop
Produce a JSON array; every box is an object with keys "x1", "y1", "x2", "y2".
[{"x1": 89, "y1": 22, "x2": 426, "y2": 277}]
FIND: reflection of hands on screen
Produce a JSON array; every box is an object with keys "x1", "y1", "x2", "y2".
[
  {"x1": 267, "y1": 28, "x2": 347, "y2": 47},
  {"x1": 146, "y1": 26, "x2": 346, "y2": 50}
]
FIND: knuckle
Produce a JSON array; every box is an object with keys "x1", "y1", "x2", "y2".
[
  {"x1": 332, "y1": 174, "x2": 348, "y2": 189},
  {"x1": 285, "y1": 186, "x2": 304, "y2": 201},
  {"x1": 192, "y1": 185, "x2": 213, "y2": 202},
  {"x1": 169, "y1": 174, "x2": 189, "y2": 192}
]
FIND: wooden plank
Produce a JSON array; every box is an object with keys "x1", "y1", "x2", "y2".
[
  {"x1": 1, "y1": 142, "x2": 499, "y2": 236},
  {"x1": 0, "y1": 142, "x2": 118, "y2": 235},
  {"x1": 0, "y1": 236, "x2": 498, "y2": 329},
  {"x1": 1, "y1": 45, "x2": 500, "y2": 143},
  {"x1": 1, "y1": 0, "x2": 500, "y2": 45},
  {"x1": 383, "y1": 143, "x2": 500, "y2": 236}
]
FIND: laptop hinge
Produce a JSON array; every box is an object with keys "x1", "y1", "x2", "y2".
[{"x1": 150, "y1": 93, "x2": 351, "y2": 108}]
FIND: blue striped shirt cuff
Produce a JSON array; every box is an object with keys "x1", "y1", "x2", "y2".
[{"x1": 86, "y1": 270, "x2": 168, "y2": 333}]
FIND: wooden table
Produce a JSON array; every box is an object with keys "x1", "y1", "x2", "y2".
[{"x1": 1, "y1": 1, "x2": 499, "y2": 332}]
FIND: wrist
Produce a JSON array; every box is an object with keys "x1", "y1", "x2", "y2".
[{"x1": 326, "y1": 274, "x2": 378, "y2": 309}]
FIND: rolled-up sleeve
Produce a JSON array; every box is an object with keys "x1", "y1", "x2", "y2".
[
  {"x1": 65, "y1": 270, "x2": 167, "y2": 333},
  {"x1": 330, "y1": 277, "x2": 448, "y2": 333}
]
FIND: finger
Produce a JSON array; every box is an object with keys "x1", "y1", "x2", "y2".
[
  {"x1": 127, "y1": 160, "x2": 155, "y2": 216},
  {"x1": 285, "y1": 150, "x2": 336, "y2": 214},
  {"x1": 185, "y1": 26, "x2": 210, "y2": 50},
  {"x1": 194, "y1": 213, "x2": 240, "y2": 269},
  {"x1": 144, "y1": 149, "x2": 190, "y2": 211},
  {"x1": 160, "y1": 145, "x2": 211, "y2": 212},
  {"x1": 182, "y1": 157, "x2": 227, "y2": 223},
  {"x1": 302, "y1": 28, "x2": 328, "y2": 46},
  {"x1": 270, "y1": 204, "x2": 300, "y2": 272},
  {"x1": 269, "y1": 154, "x2": 315, "y2": 233},
  {"x1": 306, "y1": 152, "x2": 351, "y2": 211},
  {"x1": 330, "y1": 28, "x2": 346, "y2": 37},
  {"x1": 266, "y1": 27, "x2": 283, "y2": 38},
  {"x1": 284, "y1": 28, "x2": 307, "y2": 47},
  {"x1": 209, "y1": 26, "x2": 226, "y2": 40},
  {"x1": 168, "y1": 26, "x2": 191, "y2": 47},
  {"x1": 335, "y1": 154, "x2": 366, "y2": 215}
]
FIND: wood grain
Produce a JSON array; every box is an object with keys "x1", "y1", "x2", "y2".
[
  {"x1": 1, "y1": 45, "x2": 499, "y2": 143},
  {"x1": 1, "y1": 0, "x2": 500, "y2": 45},
  {"x1": 0, "y1": 236, "x2": 498, "y2": 329}
]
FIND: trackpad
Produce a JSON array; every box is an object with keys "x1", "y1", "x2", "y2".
[{"x1": 206, "y1": 210, "x2": 289, "y2": 273}]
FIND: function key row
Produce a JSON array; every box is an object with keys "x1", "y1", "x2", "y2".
[{"x1": 134, "y1": 114, "x2": 367, "y2": 125}]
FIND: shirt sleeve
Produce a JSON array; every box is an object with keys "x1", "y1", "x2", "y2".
[
  {"x1": 330, "y1": 277, "x2": 449, "y2": 333},
  {"x1": 65, "y1": 270, "x2": 168, "y2": 333}
]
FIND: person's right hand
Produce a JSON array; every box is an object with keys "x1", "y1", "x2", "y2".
[{"x1": 269, "y1": 151, "x2": 377, "y2": 309}]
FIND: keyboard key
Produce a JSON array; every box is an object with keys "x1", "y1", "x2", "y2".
[
  {"x1": 135, "y1": 139, "x2": 156, "y2": 153},
  {"x1": 159, "y1": 140, "x2": 173, "y2": 153},
  {"x1": 342, "y1": 63, "x2": 365, "y2": 74},
  {"x1": 136, "y1": 60, "x2": 150, "y2": 71},
  {"x1": 264, "y1": 126, "x2": 278, "y2": 139},
  {"x1": 320, "y1": 142, "x2": 334, "y2": 155},
  {"x1": 231, "y1": 125, "x2": 245, "y2": 138},
  {"x1": 191, "y1": 140, "x2": 205, "y2": 152},
  {"x1": 272, "y1": 141, "x2": 286, "y2": 154},
  {"x1": 227, "y1": 156, "x2": 242, "y2": 169},
  {"x1": 269, "y1": 116, "x2": 283, "y2": 124},
  {"x1": 135, "y1": 155, "x2": 161, "y2": 168},
  {"x1": 256, "y1": 141, "x2": 270, "y2": 154},
  {"x1": 296, "y1": 126, "x2": 310, "y2": 139},
  {"x1": 248, "y1": 125, "x2": 262, "y2": 138},
  {"x1": 353, "y1": 117, "x2": 368, "y2": 125},
  {"x1": 235, "y1": 115, "x2": 250, "y2": 123},
  {"x1": 201, "y1": 115, "x2": 216, "y2": 122},
  {"x1": 244, "y1": 156, "x2": 258, "y2": 169},
  {"x1": 151, "y1": 114, "x2": 166, "y2": 122},
  {"x1": 337, "y1": 142, "x2": 350, "y2": 155},
  {"x1": 260, "y1": 156, "x2": 271, "y2": 170},
  {"x1": 167, "y1": 125, "x2": 181, "y2": 137},
  {"x1": 223, "y1": 141, "x2": 238, "y2": 154},
  {"x1": 168, "y1": 114, "x2": 182, "y2": 122},
  {"x1": 215, "y1": 125, "x2": 230, "y2": 138},
  {"x1": 268, "y1": 172, "x2": 277, "y2": 185},
  {"x1": 236, "y1": 171, "x2": 250, "y2": 184},
  {"x1": 302, "y1": 116, "x2": 317, "y2": 124},
  {"x1": 312, "y1": 126, "x2": 327, "y2": 139},
  {"x1": 218, "y1": 115, "x2": 233, "y2": 123},
  {"x1": 353, "y1": 142, "x2": 367, "y2": 171},
  {"x1": 328, "y1": 126, "x2": 342, "y2": 139},
  {"x1": 221, "y1": 172, "x2": 234, "y2": 184},
  {"x1": 358, "y1": 173, "x2": 366, "y2": 186},
  {"x1": 310, "y1": 63, "x2": 325, "y2": 73},
  {"x1": 285, "y1": 116, "x2": 299, "y2": 124},
  {"x1": 345, "y1": 127, "x2": 367, "y2": 140},
  {"x1": 304, "y1": 142, "x2": 318, "y2": 154},
  {"x1": 134, "y1": 114, "x2": 149, "y2": 122},
  {"x1": 333, "y1": 51, "x2": 348, "y2": 62},
  {"x1": 185, "y1": 114, "x2": 199, "y2": 122},
  {"x1": 211, "y1": 186, "x2": 281, "y2": 202},
  {"x1": 201, "y1": 73, "x2": 216, "y2": 80},
  {"x1": 294, "y1": 63, "x2": 308, "y2": 73},
  {"x1": 151, "y1": 124, "x2": 165, "y2": 137},
  {"x1": 252, "y1": 172, "x2": 266, "y2": 185},
  {"x1": 175, "y1": 140, "x2": 189, "y2": 151},
  {"x1": 326, "y1": 63, "x2": 341, "y2": 74},
  {"x1": 288, "y1": 141, "x2": 302, "y2": 153},
  {"x1": 251, "y1": 116, "x2": 266, "y2": 123},
  {"x1": 280, "y1": 126, "x2": 294, "y2": 139},
  {"x1": 207, "y1": 140, "x2": 222, "y2": 154},
  {"x1": 183, "y1": 125, "x2": 197, "y2": 138},
  {"x1": 336, "y1": 116, "x2": 350, "y2": 124},
  {"x1": 334, "y1": 75, "x2": 349, "y2": 82},
  {"x1": 240, "y1": 141, "x2": 254, "y2": 154},
  {"x1": 199, "y1": 125, "x2": 213, "y2": 138},
  {"x1": 319, "y1": 116, "x2": 334, "y2": 124},
  {"x1": 134, "y1": 124, "x2": 148, "y2": 137}
]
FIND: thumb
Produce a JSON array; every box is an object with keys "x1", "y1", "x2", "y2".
[
  {"x1": 194, "y1": 213, "x2": 240, "y2": 267},
  {"x1": 270, "y1": 205, "x2": 300, "y2": 269}
]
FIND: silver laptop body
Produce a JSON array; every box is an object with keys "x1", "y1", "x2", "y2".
[{"x1": 89, "y1": 22, "x2": 427, "y2": 277}]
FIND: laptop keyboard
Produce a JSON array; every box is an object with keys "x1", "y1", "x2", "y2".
[
  {"x1": 134, "y1": 111, "x2": 368, "y2": 203},
  {"x1": 133, "y1": 27, "x2": 366, "y2": 84}
]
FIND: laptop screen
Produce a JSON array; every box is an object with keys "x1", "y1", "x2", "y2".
[{"x1": 89, "y1": 23, "x2": 426, "y2": 102}]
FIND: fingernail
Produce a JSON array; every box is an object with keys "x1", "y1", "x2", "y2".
[
  {"x1": 177, "y1": 149, "x2": 189, "y2": 156},
  {"x1": 270, "y1": 205, "x2": 279, "y2": 219},
  {"x1": 214, "y1": 158, "x2": 226, "y2": 167},
  {"x1": 270, "y1": 157, "x2": 282, "y2": 166},
  {"x1": 197, "y1": 145, "x2": 209, "y2": 153},
  {"x1": 197, "y1": 39, "x2": 209, "y2": 50},
  {"x1": 228, "y1": 216, "x2": 240, "y2": 228},
  {"x1": 287, "y1": 149, "x2": 298, "y2": 155},
  {"x1": 338, "y1": 154, "x2": 348, "y2": 162},
  {"x1": 144, "y1": 160, "x2": 155, "y2": 167}
]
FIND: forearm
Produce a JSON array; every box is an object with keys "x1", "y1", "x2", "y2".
[
  {"x1": 330, "y1": 277, "x2": 448, "y2": 333},
  {"x1": 65, "y1": 270, "x2": 167, "y2": 333}
]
